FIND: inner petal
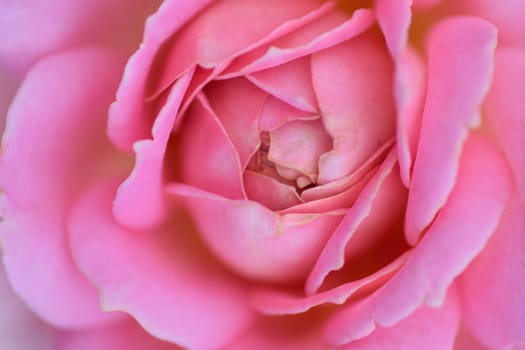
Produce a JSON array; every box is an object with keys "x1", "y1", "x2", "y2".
[{"x1": 268, "y1": 118, "x2": 332, "y2": 180}]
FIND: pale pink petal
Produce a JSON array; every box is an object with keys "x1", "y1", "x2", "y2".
[
  {"x1": 324, "y1": 134, "x2": 512, "y2": 346},
  {"x1": 0, "y1": 48, "x2": 128, "y2": 328},
  {"x1": 108, "y1": 0, "x2": 214, "y2": 151},
  {"x1": 302, "y1": 140, "x2": 393, "y2": 202},
  {"x1": 251, "y1": 252, "x2": 409, "y2": 315},
  {"x1": 405, "y1": 17, "x2": 497, "y2": 245},
  {"x1": 395, "y1": 47, "x2": 426, "y2": 186},
  {"x1": 459, "y1": 49, "x2": 525, "y2": 350},
  {"x1": 113, "y1": 69, "x2": 193, "y2": 230},
  {"x1": 244, "y1": 171, "x2": 303, "y2": 211},
  {"x1": 258, "y1": 96, "x2": 318, "y2": 131},
  {"x1": 168, "y1": 93, "x2": 245, "y2": 199},
  {"x1": 305, "y1": 150, "x2": 398, "y2": 295},
  {"x1": 247, "y1": 56, "x2": 318, "y2": 112},
  {"x1": 269, "y1": 119, "x2": 332, "y2": 179},
  {"x1": 337, "y1": 288, "x2": 460, "y2": 350},
  {"x1": 205, "y1": 78, "x2": 267, "y2": 169},
  {"x1": 168, "y1": 184, "x2": 343, "y2": 284},
  {"x1": 221, "y1": 9, "x2": 375, "y2": 78},
  {"x1": 57, "y1": 318, "x2": 181, "y2": 350},
  {"x1": 0, "y1": 0, "x2": 160, "y2": 77},
  {"x1": 68, "y1": 178, "x2": 255, "y2": 349},
  {"x1": 455, "y1": 1, "x2": 525, "y2": 48},
  {"x1": 374, "y1": 0, "x2": 412, "y2": 56},
  {"x1": 0, "y1": 261, "x2": 55, "y2": 350},
  {"x1": 312, "y1": 31, "x2": 395, "y2": 184}
]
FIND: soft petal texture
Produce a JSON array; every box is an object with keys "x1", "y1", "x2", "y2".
[
  {"x1": 455, "y1": 1, "x2": 525, "y2": 48},
  {"x1": 312, "y1": 32, "x2": 395, "y2": 184},
  {"x1": 324, "y1": 134, "x2": 512, "y2": 346},
  {"x1": 57, "y1": 318, "x2": 181, "y2": 350},
  {"x1": 170, "y1": 93, "x2": 245, "y2": 199},
  {"x1": 339, "y1": 288, "x2": 460, "y2": 350},
  {"x1": 244, "y1": 171, "x2": 303, "y2": 211},
  {"x1": 258, "y1": 96, "x2": 317, "y2": 131},
  {"x1": 459, "y1": 49, "x2": 525, "y2": 350},
  {"x1": 374, "y1": 0, "x2": 412, "y2": 56},
  {"x1": 0, "y1": 68, "x2": 18, "y2": 136},
  {"x1": 0, "y1": 48, "x2": 129, "y2": 328},
  {"x1": 169, "y1": 184, "x2": 343, "y2": 283},
  {"x1": 205, "y1": 78, "x2": 267, "y2": 169},
  {"x1": 405, "y1": 17, "x2": 497, "y2": 245},
  {"x1": 113, "y1": 69, "x2": 193, "y2": 230},
  {"x1": 0, "y1": 0, "x2": 160, "y2": 77},
  {"x1": 247, "y1": 56, "x2": 318, "y2": 112},
  {"x1": 108, "y1": 0, "x2": 215, "y2": 151},
  {"x1": 0, "y1": 261, "x2": 55, "y2": 350},
  {"x1": 453, "y1": 324, "x2": 491, "y2": 350},
  {"x1": 68, "y1": 178, "x2": 255, "y2": 350},
  {"x1": 306, "y1": 150, "x2": 398, "y2": 295}
]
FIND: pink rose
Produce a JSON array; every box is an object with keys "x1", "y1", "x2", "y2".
[{"x1": 1, "y1": 0, "x2": 524, "y2": 349}]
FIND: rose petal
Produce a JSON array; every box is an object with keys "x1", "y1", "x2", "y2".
[
  {"x1": 0, "y1": 261, "x2": 55, "y2": 350},
  {"x1": 247, "y1": 56, "x2": 318, "y2": 112},
  {"x1": 0, "y1": 48, "x2": 128, "y2": 328},
  {"x1": 336, "y1": 288, "x2": 460, "y2": 350},
  {"x1": 68, "y1": 178, "x2": 255, "y2": 349},
  {"x1": 405, "y1": 16, "x2": 497, "y2": 245},
  {"x1": 323, "y1": 134, "x2": 512, "y2": 346},
  {"x1": 205, "y1": 78, "x2": 267, "y2": 169},
  {"x1": 375, "y1": 0, "x2": 412, "y2": 56},
  {"x1": 56, "y1": 318, "x2": 181, "y2": 350},
  {"x1": 0, "y1": 0, "x2": 159, "y2": 77},
  {"x1": 168, "y1": 93, "x2": 245, "y2": 199},
  {"x1": 459, "y1": 49, "x2": 525, "y2": 350},
  {"x1": 113, "y1": 68, "x2": 194, "y2": 230},
  {"x1": 305, "y1": 150, "x2": 398, "y2": 295},
  {"x1": 168, "y1": 184, "x2": 343, "y2": 284},
  {"x1": 269, "y1": 118, "x2": 332, "y2": 179},
  {"x1": 0, "y1": 68, "x2": 18, "y2": 136},
  {"x1": 244, "y1": 171, "x2": 303, "y2": 211},
  {"x1": 258, "y1": 96, "x2": 317, "y2": 131},
  {"x1": 251, "y1": 252, "x2": 409, "y2": 315},
  {"x1": 312, "y1": 31, "x2": 395, "y2": 184}
]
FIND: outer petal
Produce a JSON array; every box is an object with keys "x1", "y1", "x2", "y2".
[
  {"x1": 0, "y1": 48, "x2": 129, "y2": 328},
  {"x1": 375, "y1": 0, "x2": 412, "y2": 56},
  {"x1": 459, "y1": 49, "x2": 525, "y2": 350},
  {"x1": 168, "y1": 184, "x2": 343, "y2": 284},
  {"x1": 0, "y1": 0, "x2": 160, "y2": 77},
  {"x1": 339, "y1": 288, "x2": 460, "y2": 350},
  {"x1": 57, "y1": 318, "x2": 181, "y2": 350},
  {"x1": 68, "y1": 178, "x2": 255, "y2": 350},
  {"x1": 405, "y1": 17, "x2": 497, "y2": 245},
  {"x1": 0, "y1": 261, "x2": 55, "y2": 350},
  {"x1": 324, "y1": 134, "x2": 512, "y2": 346}
]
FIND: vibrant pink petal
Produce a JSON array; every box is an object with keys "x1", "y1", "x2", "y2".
[
  {"x1": 168, "y1": 93, "x2": 245, "y2": 199},
  {"x1": 252, "y1": 252, "x2": 409, "y2": 315},
  {"x1": 374, "y1": 0, "x2": 412, "y2": 56},
  {"x1": 0, "y1": 48, "x2": 128, "y2": 329},
  {"x1": 113, "y1": 69, "x2": 193, "y2": 230},
  {"x1": 221, "y1": 8, "x2": 375, "y2": 78},
  {"x1": 247, "y1": 56, "x2": 318, "y2": 112},
  {"x1": 258, "y1": 96, "x2": 318, "y2": 131},
  {"x1": 269, "y1": 119, "x2": 332, "y2": 179},
  {"x1": 0, "y1": 0, "x2": 159, "y2": 77},
  {"x1": 337, "y1": 288, "x2": 460, "y2": 350},
  {"x1": 108, "y1": 0, "x2": 214, "y2": 151},
  {"x1": 459, "y1": 49, "x2": 525, "y2": 350},
  {"x1": 405, "y1": 17, "x2": 497, "y2": 245},
  {"x1": 244, "y1": 171, "x2": 303, "y2": 211},
  {"x1": 0, "y1": 261, "x2": 55, "y2": 350},
  {"x1": 57, "y1": 318, "x2": 181, "y2": 350},
  {"x1": 453, "y1": 324, "x2": 491, "y2": 350},
  {"x1": 312, "y1": 31, "x2": 395, "y2": 184},
  {"x1": 205, "y1": 78, "x2": 267, "y2": 169},
  {"x1": 305, "y1": 150, "x2": 398, "y2": 295},
  {"x1": 455, "y1": 1, "x2": 525, "y2": 48},
  {"x1": 68, "y1": 178, "x2": 255, "y2": 349},
  {"x1": 324, "y1": 134, "x2": 512, "y2": 346},
  {"x1": 395, "y1": 47, "x2": 426, "y2": 186},
  {"x1": 413, "y1": 0, "x2": 443, "y2": 10},
  {"x1": 168, "y1": 184, "x2": 343, "y2": 284},
  {"x1": 0, "y1": 68, "x2": 18, "y2": 136}
]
